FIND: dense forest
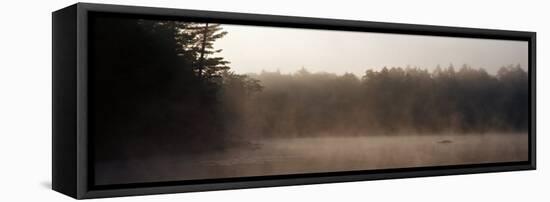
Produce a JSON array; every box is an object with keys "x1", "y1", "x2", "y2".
[
  {"x1": 238, "y1": 64, "x2": 528, "y2": 139},
  {"x1": 90, "y1": 16, "x2": 528, "y2": 162}
]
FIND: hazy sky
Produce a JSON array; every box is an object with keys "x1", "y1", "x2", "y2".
[{"x1": 214, "y1": 24, "x2": 528, "y2": 76}]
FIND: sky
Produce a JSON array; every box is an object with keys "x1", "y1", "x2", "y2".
[{"x1": 214, "y1": 24, "x2": 528, "y2": 76}]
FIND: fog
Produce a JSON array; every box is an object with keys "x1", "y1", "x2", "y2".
[
  {"x1": 96, "y1": 133, "x2": 527, "y2": 185},
  {"x1": 89, "y1": 17, "x2": 530, "y2": 185}
]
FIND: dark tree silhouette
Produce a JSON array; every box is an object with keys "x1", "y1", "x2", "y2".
[
  {"x1": 170, "y1": 22, "x2": 230, "y2": 78},
  {"x1": 90, "y1": 17, "x2": 235, "y2": 162}
]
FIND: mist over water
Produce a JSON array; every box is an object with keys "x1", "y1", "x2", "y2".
[{"x1": 96, "y1": 132, "x2": 527, "y2": 185}]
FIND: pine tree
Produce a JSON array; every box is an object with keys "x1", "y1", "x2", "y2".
[
  {"x1": 152, "y1": 21, "x2": 231, "y2": 79},
  {"x1": 174, "y1": 22, "x2": 230, "y2": 79}
]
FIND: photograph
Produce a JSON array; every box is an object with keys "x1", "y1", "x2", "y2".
[{"x1": 89, "y1": 14, "x2": 529, "y2": 186}]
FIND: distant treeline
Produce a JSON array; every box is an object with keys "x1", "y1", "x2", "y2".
[
  {"x1": 225, "y1": 65, "x2": 528, "y2": 139},
  {"x1": 90, "y1": 16, "x2": 528, "y2": 161}
]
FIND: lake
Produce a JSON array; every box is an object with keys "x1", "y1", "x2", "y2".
[{"x1": 95, "y1": 133, "x2": 528, "y2": 185}]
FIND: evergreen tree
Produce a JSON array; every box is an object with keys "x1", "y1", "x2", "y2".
[
  {"x1": 151, "y1": 22, "x2": 231, "y2": 79},
  {"x1": 174, "y1": 23, "x2": 230, "y2": 79}
]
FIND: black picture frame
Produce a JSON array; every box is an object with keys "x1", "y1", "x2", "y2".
[{"x1": 52, "y1": 3, "x2": 536, "y2": 199}]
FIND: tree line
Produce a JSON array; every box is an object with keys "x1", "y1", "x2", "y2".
[{"x1": 230, "y1": 65, "x2": 528, "y2": 139}]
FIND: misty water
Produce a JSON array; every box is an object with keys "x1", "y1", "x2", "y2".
[{"x1": 96, "y1": 132, "x2": 527, "y2": 185}]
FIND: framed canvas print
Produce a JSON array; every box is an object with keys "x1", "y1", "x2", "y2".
[{"x1": 52, "y1": 3, "x2": 536, "y2": 199}]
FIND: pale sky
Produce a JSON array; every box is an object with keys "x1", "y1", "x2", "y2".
[{"x1": 214, "y1": 24, "x2": 528, "y2": 76}]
